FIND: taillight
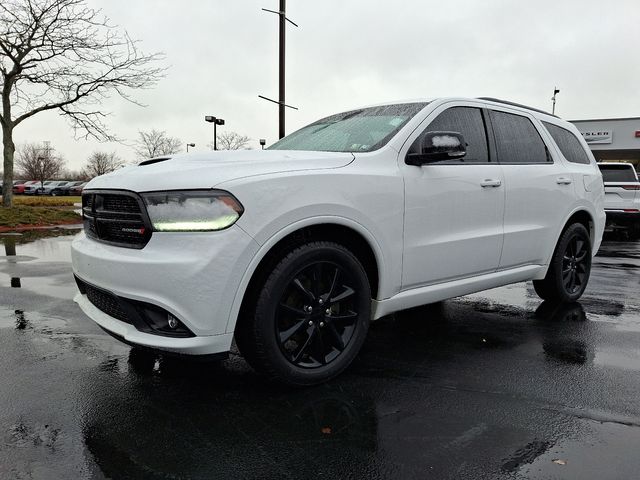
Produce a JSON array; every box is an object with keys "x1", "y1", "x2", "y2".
[
  {"x1": 623, "y1": 209, "x2": 640, "y2": 213},
  {"x1": 622, "y1": 185, "x2": 640, "y2": 190}
]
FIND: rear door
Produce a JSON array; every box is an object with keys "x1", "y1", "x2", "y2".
[
  {"x1": 489, "y1": 109, "x2": 576, "y2": 268},
  {"x1": 598, "y1": 164, "x2": 640, "y2": 211}
]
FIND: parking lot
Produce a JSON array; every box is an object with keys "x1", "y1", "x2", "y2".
[{"x1": 1, "y1": 229, "x2": 640, "y2": 479}]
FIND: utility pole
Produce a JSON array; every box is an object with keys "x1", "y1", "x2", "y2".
[
  {"x1": 551, "y1": 87, "x2": 560, "y2": 115},
  {"x1": 259, "y1": 1, "x2": 298, "y2": 139}
]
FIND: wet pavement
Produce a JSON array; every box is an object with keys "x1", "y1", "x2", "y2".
[{"x1": 1, "y1": 230, "x2": 640, "y2": 479}]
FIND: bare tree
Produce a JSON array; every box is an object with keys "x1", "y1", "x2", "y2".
[
  {"x1": 0, "y1": 0, "x2": 165, "y2": 207},
  {"x1": 83, "y1": 151, "x2": 123, "y2": 178},
  {"x1": 208, "y1": 131, "x2": 251, "y2": 151},
  {"x1": 134, "y1": 129, "x2": 181, "y2": 159},
  {"x1": 59, "y1": 167, "x2": 89, "y2": 181},
  {"x1": 16, "y1": 141, "x2": 64, "y2": 186}
]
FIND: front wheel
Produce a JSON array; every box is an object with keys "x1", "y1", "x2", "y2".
[
  {"x1": 533, "y1": 223, "x2": 592, "y2": 303},
  {"x1": 236, "y1": 241, "x2": 371, "y2": 386}
]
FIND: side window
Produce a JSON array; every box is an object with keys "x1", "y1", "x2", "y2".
[
  {"x1": 411, "y1": 107, "x2": 489, "y2": 163},
  {"x1": 490, "y1": 111, "x2": 550, "y2": 164},
  {"x1": 542, "y1": 121, "x2": 591, "y2": 165}
]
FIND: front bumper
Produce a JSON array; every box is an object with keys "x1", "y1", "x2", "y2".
[{"x1": 71, "y1": 226, "x2": 260, "y2": 355}]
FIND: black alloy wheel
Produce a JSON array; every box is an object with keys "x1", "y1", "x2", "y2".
[
  {"x1": 277, "y1": 261, "x2": 359, "y2": 368},
  {"x1": 533, "y1": 223, "x2": 592, "y2": 303},
  {"x1": 561, "y1": 235, "x2": 589, "y2": 295},
  {"x1": 236, "y1": 241, "x2": 371, "y2": 386}
]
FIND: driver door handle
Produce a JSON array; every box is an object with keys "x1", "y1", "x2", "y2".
[
  {"x1": 556, "y1": 177, "x2": 573, "y2": 185},
  {"x1": 480, "y1": 179, "x2": 502, "y2": 188}
]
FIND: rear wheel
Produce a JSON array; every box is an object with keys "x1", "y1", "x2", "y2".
[
  {"x1": 236, "y1": 241, "x2": 371, "y2": 386},
  {"x1": 533, "y1": 223, "x2": 591, "y2": 303}
]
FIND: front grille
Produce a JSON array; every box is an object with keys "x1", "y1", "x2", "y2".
[
  {"x1": 75, "y1": 277, "x2": 131, "y2": 324},
  {"x1": 82, "y1": 191, "x2": 151, "y2": 248}
]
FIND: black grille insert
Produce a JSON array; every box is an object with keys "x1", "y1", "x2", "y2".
[
  {"x1": 82, "y1": 190, "x2": 151, "y2": 248},
  {"x1": 75, "y1": 276, "x2": 131, "y2": 324}
]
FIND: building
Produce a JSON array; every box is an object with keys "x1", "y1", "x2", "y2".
[{"x1": 570, "y1": 117, "x2": 640, "y2": 170}]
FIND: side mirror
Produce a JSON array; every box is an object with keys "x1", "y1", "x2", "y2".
[{"x1": 406, "y1": 131, "x2": 467, "y2": 166}]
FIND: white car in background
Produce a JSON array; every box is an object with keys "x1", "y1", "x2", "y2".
[
  {"x1": 597, "y1": 162, "x2": 640, "y2": 238},
  {"x1": 37, "y1": 180, "x2": 71, "y2": 195},
  {"x1": 71, "y1": 97, "x2": 605, "y2": 385},
  {"x1": 23, "y1": 181, "x2": 43, "y2": 195}
]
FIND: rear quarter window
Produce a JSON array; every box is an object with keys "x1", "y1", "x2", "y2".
[
  {"x1": 542, "y1": 122, "x2": 592, "y2": 165},
  {"x1": 598, "y1": 164, "x2": 639, "y2": 182}
]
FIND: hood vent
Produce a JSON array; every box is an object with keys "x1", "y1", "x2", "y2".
[{"x1": 138, "y1": 157, "x2": 172, "y2": 166}]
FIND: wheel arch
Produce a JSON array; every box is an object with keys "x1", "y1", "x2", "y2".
[
  {"x1": 562, "y1": 209, "x2": 595, "y2": 247},
  {"x1": 226, "y1": 217, "x2": 384, "y2": 334},
  {"x1": 536, "y1": 207, "x2": 596, "y2": 280}
]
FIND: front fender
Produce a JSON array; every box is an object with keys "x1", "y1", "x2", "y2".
[{"x1": 225, "y1": 215, "x2": 388, "y2": 334}]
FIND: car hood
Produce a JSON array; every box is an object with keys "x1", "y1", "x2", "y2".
[{"x1": 85, "y1": 150, "x2": 355, "y2": 192}]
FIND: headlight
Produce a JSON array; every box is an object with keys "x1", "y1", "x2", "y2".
[{"x1": 141, "y1": 190, "x2": 244, "y2": 232}]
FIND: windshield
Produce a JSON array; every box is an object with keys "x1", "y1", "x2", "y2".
[{"x1": 268, "y1": 102, "x2": 428, "y2": 153}]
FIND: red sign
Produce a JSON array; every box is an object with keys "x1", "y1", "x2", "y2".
[{"x1": 635, "y1": 131, "x2": 640, "y2": 138}]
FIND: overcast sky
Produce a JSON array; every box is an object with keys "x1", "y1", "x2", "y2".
[{"x1": 12, "y1": 0, "x2": 640, "y2": 171}]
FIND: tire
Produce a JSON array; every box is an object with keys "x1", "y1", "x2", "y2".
[
  {"x1": 533, "y1": 223, "x2": 592, "y2": 303},
  {"x1": 236, "y1": 241, "x2": 371, "y2": 386}
]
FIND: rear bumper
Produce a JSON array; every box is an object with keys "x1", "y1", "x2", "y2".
[{"x1": 604, "y1": 210, "x2": 640, "y2": 227}]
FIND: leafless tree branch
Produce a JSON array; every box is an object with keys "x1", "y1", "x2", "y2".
[
  {"x1": 134, "y1": 129, "x2": 181, "y2": 159},
  {"x1": 2, "y1": 0, "x2": 166, "y2": 206}
]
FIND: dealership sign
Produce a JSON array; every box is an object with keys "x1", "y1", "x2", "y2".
[{"x1": 579, "y1": 130, "x2": 612, "y2": 144}]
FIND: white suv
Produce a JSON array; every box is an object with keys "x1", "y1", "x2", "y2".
[
  {"x1": 71, "y1": 97, "x2": 605, "y2": 385},
  {"x1": 598, "y1": 162, "x2": 640, "y2": 238}
]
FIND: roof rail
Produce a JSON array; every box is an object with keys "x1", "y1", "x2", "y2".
[{"x1": 477, "y1": 97, "x2": 558, "y2": 118}]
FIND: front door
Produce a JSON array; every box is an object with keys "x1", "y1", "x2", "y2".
[{"x1": 401, "y1": 105, "x2": 505, "y2": 289}]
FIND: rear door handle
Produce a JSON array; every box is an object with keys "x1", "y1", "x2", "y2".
[
  {"x1": 556, "y1": 177, "x2": 573, "y2": 185},
  {"x1": 480, "y1": 179, "x2": 502, "y2": 188}
]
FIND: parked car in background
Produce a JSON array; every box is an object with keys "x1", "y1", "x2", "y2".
[
  {"x1": 69, "y1": 182, "x2": 88, "y2": 196},
  {"x1": 11, "y1": 180, "x2": 27, "y2": 194},
  {"x1": 598, "y1": 162, "x2": 640, "y2": 238},
  {"x1": 56, "y1": 181, "x2": 85, "y2": 196},
  {"x1": 23, "y1": 181, "x2": 44, "y2": 195},
  {"x1": 37, "y1": 180, "x2": 71, "y2": 195},
  {"x1": 72, "y1": 97, "x2": 605, "y2": 385}
]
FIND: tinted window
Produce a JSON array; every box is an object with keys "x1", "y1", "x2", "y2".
[
  {"x1": 490, "y1": 111, "x2": 549, "y2": 164},
  {"x1": 598, "y1": 164, "x2": 639, "y2": 182},
  {"x1": 543, "y1": 122, "x2": 591, "y2": 165},
  {"x1": 269, "y1": 103, "x2": 428, "y2": 153},
  {"x1": 411, "y1": 107, "x2": 489, "y2": 163}
]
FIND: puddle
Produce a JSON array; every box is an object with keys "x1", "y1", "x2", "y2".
[
  {"x1": 0, "y1": 229, "x2": 81, "y2": 299},
  {"x1": 594, "y1": 349, "x2": 640, "y2": 371},
  {"x1": 0, "y1": 306, "x2": 68, "y2": 331},
  {"x1": 519, "y1": 420, "x2": 640, "y2": 479}
]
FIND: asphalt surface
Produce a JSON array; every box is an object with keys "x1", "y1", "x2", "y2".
[{"x1": 1, "y1": 229, "x2": 640, "y2": 479}]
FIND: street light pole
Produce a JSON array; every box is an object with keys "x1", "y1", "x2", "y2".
[
  {"x1": 259, "y1": 2, "x2": 298, "y2": 138},
  {"x1": 552, "y1": 87, "x2": 560, "y2": 115},
  {"x1": 186, "y1": 143, "x2": 195, "y2": 153},
  {"x1": 204, "y1": 116, "x2": 225, "y2": 150},
  {"x1": 278, "y1": 0, "x2": 286, "y2": 139}
]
